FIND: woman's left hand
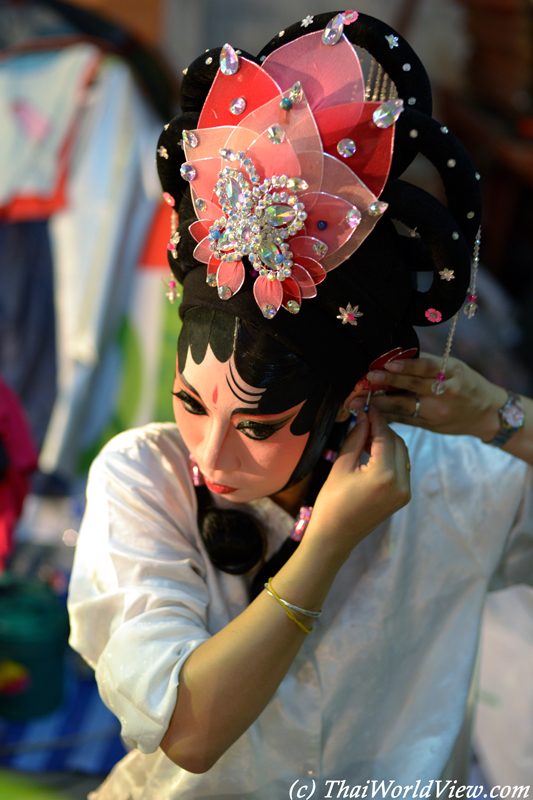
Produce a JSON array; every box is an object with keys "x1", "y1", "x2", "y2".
[{"x1": 355, "y1": 352, "x2": 508, "y2": 441}]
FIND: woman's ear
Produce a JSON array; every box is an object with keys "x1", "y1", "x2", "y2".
[{"x1": 335, "y1": 381, "x2": 368, "y2": 422}]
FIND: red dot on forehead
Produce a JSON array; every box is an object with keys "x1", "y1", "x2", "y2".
[{"x1": 212, "y1": 385, "x2": 218, "y2": 406}]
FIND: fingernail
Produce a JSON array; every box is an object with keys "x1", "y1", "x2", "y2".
[
  {"x1": 367, "y1": 371, "x2": 385, "y2": 383},
  {"x1": 384, "y1": 361, "x2": 404, "y2": 373}
]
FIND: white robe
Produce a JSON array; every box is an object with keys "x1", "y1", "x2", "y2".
[{"x1": 68, "y1": 423, "x2": 533, "y2": 799}]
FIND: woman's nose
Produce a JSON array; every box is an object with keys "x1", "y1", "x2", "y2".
[{"x1": 200, "y1": 418, "x2": 240, "y2": 474}]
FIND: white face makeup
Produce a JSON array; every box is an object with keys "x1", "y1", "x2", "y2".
[{"x1": 173, "y1": 346, "x2": 310, "y2": 502}]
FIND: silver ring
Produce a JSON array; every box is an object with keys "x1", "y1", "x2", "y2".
[{"x1": 413, "y1": 396, "x2": 421, "y2": 419}]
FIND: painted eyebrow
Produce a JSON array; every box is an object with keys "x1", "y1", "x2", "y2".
[
  {"x1": 178, "y1": 373, "x2": 203, "y2": 402},
  {"x1": 230, "y1": 408, "x2": 297, "y2": 424}
]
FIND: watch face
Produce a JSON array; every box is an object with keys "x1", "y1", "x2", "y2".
[{"x1": 503, "y1": 404, "x2": 525, "y2": 428}]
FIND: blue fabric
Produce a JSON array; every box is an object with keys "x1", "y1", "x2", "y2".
[{"x1": 0, "y1": 221, "x2": 56, "y2": 450}]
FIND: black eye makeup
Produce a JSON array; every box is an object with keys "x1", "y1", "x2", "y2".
[
  {"x1": 173, "y1": 390, "x2": 206, "y2": 416},
  {"x1": 235, "y1": 420, "x2": 285, "y2": 441},
  {"x1": 173, "y1": 387, "x2": 295, "y2": 440}
]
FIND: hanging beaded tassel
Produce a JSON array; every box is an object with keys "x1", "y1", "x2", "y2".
[
  {"x1": 463, "y1": 227, "x2": 481, "y2": 319},
  {"x1": 432, "y1": 227, "x2": 481, "y2": 395},
  {"x1": 162, "y1": 191, "x2": 181, "y2": 302}
]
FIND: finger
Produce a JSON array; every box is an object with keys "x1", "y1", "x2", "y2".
[
  {"x1": 333, "y1": 409, "x2": 370, "y2": 474},
  {"x1": 367, "y1": 369, "x2": 437, "y2": 396},
  {"x1": 371, "y1": 393, "x2": 421, "y2": 419},
  {"x1": 362, "y1": 406, "x2": 400, "y2": 466}
]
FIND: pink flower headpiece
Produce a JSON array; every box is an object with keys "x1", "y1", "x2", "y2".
[{"x1": 180, "y1": 11, "x2": 402, "y2": 319}]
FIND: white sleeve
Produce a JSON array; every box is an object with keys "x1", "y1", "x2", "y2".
[
  {"x1": 489, "y1": 464, "x2": 533, "y2": 590},
  {"x1": 68, "y1": 428, "x2": 212, "y2": 754}
]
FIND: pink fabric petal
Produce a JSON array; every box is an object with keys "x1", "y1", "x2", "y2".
[
  {"x1": 183, "y1": 126, "x2": 234, "y2": 163},
  {"x1": 198, "y1": 58, "x2": 281, "y2": 129},
  {"x1": 225, "y1": 92, "x2": 322, "y2": 185},
  {"x1": 316, "y1": 154, "x2": 382, "y2": 271},
  {"x1": 322, "y1": 103, "x2": 395, "y2": 198},
  {"x1": 290, "y1": 236, "x2": 329, "y2": 261},
  {"x1": 291, "y1": 264, "x2": 317, "y2": 298},
  {"x1": 262, "y1": 31, "x2": 364, "y2": 117},
  {"x1": 253, "y1": 276, "x2": 283, "y2": 316},
  {"x1": 216, "y1": 260, "x2": 245, "y2": 297},
  {"x1": 193, "y1": 237, "x2": 212, "y2": 264},
  {"x1": 292, "y1": 257, "x2": 326, "y2": 284},
  {"x1": 300, "y1": 191, "x2": 357, "y2": 255},
  {"x1": 189, "y1": 219, "x2": 213, "y2": 242},
  {"x1": 315, "y1": 103, "x2": 366, "y2": 148},
  {"x1": 186, "y1": 157, "x2": 226, "y2": 205},
  {"x1": 207, "y1": 255, "x2": 220, "y2": 282},
  {"x1": 190, "y1": 193, "x2": 222, "y2": 222},
  {"x1": 282, "y1": 278, "x2": 302, "y2": 308}
]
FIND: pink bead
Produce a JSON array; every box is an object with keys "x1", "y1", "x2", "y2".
[
  {"x1": 163, "y1": 192, "x2": 175, "y2": 207},
  {"x1": 436, "y1": 372, "x2": 446, "y2": 382},
  {"x1": 167, "y1": 243, "x2": 176, "y2": 251},
  {"x1": 346, "y1": 313, "x2": 355, "y2": 321},
  {"x1": 467, "y1": 293, "x2": 477, "y2": 303},
  {"x1": 168, "y1": 280, "x2": 177, "y2": 288}
]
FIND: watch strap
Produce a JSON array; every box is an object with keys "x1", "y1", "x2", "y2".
[{"x1": 489, "y1": 391, "x2": 525, "y2": 447}]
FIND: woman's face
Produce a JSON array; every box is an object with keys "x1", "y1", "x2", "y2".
[{"x1": 173, "y1": 346, "x2": 310, "y2": 503}]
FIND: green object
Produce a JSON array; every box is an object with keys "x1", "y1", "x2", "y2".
[{"x1": 0, "y1": 575, "x2": 69, "y2": 721}]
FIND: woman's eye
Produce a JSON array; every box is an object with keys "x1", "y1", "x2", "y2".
[
  {"x1": 173, "y1": 390, "x2": 206, "y2": 416},
  {"x1": 236, "y1": 422, "x2": 279, "y2": 441}
]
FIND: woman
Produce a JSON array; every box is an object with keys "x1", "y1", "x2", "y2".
[{"x1": 69, "y1": 11, "x2": 533, "y2": 799}]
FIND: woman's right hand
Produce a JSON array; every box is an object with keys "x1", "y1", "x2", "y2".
[{"x1": 305, "y1": 407, "x2": 411, "y2": 558}]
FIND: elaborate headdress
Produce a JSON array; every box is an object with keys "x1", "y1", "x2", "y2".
[{"x1": 157, "y1": 10, "x2": 482, "y2": 399}]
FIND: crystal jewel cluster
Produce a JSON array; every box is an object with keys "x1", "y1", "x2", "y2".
[{"x1": 208, "y1": 149, "x2": 312, "y2": 284}]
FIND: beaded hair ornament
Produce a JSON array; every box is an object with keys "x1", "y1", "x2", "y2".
[{"x1": 158, "y1": 10, "x2": 482, "y2": 397}]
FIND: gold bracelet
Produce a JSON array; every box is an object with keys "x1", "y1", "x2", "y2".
[{"x1": 265, "y1": 578, "x2": 313, "y2": 634}]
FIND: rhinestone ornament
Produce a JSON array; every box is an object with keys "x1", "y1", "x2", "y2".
[
  {"x1": 409, "y1": 129, "x2": 418, "y2": 138},
  {"x1": 220, "y1": 44, "x2": 239, "y2": 75},
  {"x1": 322, "y1": 13, "x2": 344, "y2": 45},
  {"x1": 439, "y1": 268, "x2": 455, "y2": 281},
  {"x1": 157, "y1": 146, "x2": 168, "y2": 159},
  {"x1": 313, "y1": 241, "x2": 328, "y2": 257},
  {"x1": 337, "y1": 303, "x2": 363, "y2": 326},
  {"x1": 337, "y1": 138, "x2": 356, "y2": 157},
  {"x1": 195, "y1": 198, "x2": 207, "y2": 211},
  {"x1": 289, "y1": 82, "x2": 303, "y2": 104},
  {"x1": 206, "y1": 274, "x2": 217, "y2": 287},
  {"x1": 386, "y1": 34, "x2": 399, "y2": 48},
  {"x1": 180, "y1": 163, "x2": 196, "y2": 181},
  {"x1": 301, "y1": 15, "x2": 314, "y2": 27},
  {"x1": 402, "y1": 63, "x2": 411, "y2": 71},
  {"x1": 262, "y1": 304, "x2": 276, "y2": 319},
  {"x1": 165, "y1": 279, "x2": 180, "y2": 303},
  {"x1": 373, "y1": 98, "x2": 404, "y2": 128},
  {"x1": 368, "y1": 201, "x2": 388, "y2": 216},
  {"x1": 464, "y1": 293, "x2": 478, "y2": 318},
  {"x1": 182, "y1": 130, "x2": 198, "y2": 148},
  {"x1": 230, "y1": 97, "x2": 247, "y2": 115},
  {"x1": 342, "y1": 10, "x2": 358, "y2": 22},
  {"x1": 408, "y1": 97, "x2": 417, "y2": 105},
  {"x1": 432, "y1": 372, "x2": 447, "y2": 395},
  {"x1": 425, "y1": 308, "x2": 442, "y2": 323},
  {"x1": 267, "y1": 125, "x2": 286, "y2": 144},
  {"x1": 287, "y1": 300, "x2": 301, "y2": 314},
  {"x1": 447, "y1": 159, "x2": 456, "y2": 168},
  {"x1": 205, "y1": 56, "x2": 213, "y2": 65},
  {"x1": 218, "y1": 286, "x2": 232, "y2": 300},
  {"x1": 346, "y1": 208, "x2": 362, "y2": 228}
]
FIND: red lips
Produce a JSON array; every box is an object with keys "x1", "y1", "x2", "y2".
[{"x1": 205, "y1": 479, "x2": 237, "y2": 494}]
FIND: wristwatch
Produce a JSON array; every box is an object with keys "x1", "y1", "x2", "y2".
[{"x1": 489, "y1": 391, "x2": 526, "y2": 447}]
